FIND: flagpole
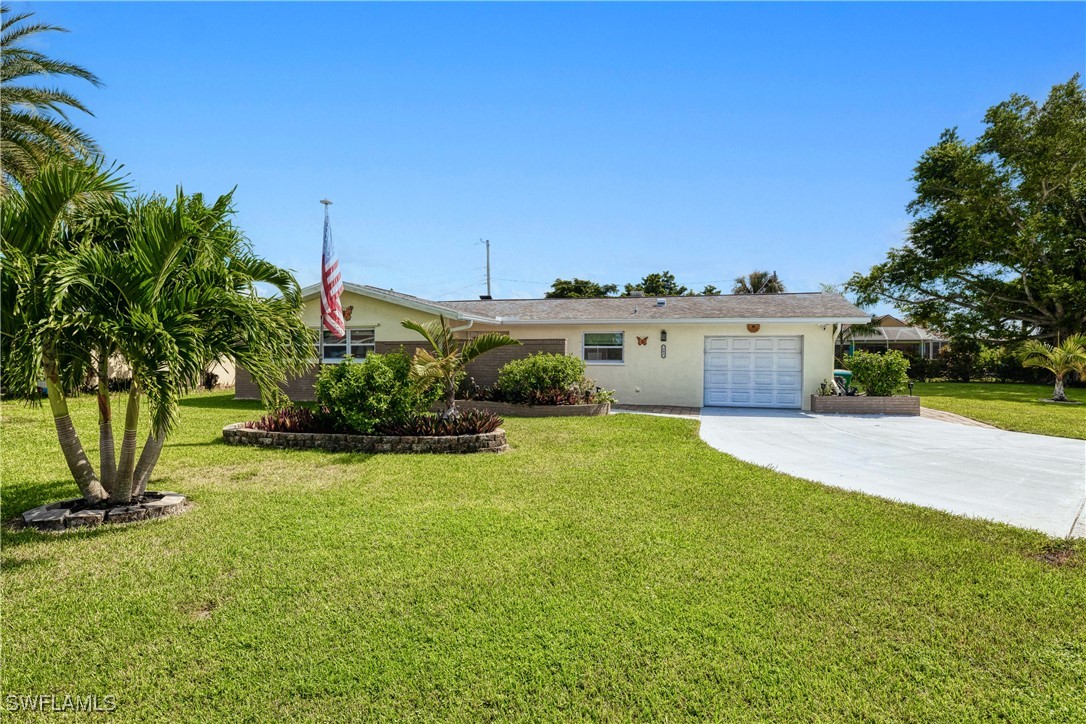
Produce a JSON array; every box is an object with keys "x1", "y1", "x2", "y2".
[{"x1": 320, "y1": 199, "x2": 332, "y2": 355}]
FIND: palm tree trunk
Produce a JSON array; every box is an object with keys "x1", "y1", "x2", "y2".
[
  {"x1": 445, "y1": 376, "x2": 457, "y2": 416},
  {"x1": 109, "y1": 381, "x2": 142, "y2": 504},
  {"x1": 44, "y1": 357, "x2": 107, "y2": 503},
  {"x1": 97, "y1": 348, "x2": 116, "y2": 494},
  {"x1": 132, "y1": 432, "x2": 164, "y2": 498},
  {"x1": 1053, "y1": 376, "x2": 1067, "y2": 402}
]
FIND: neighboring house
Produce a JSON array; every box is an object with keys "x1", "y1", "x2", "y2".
[
  {"x1": 235, "y1": 283, "x2": 869, "y2": 410},
  {"x1": 838, "y1": 314, "x2": 948, "y2": 360}
]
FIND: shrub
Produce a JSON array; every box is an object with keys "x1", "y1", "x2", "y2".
[
  {"x1": 942, "y1": 339, "x2": 982, "y2": 382},
  {"x1": 376, "y1": 409, "x2": 503, "y2": 436},
  {"x1": 497, "y1": 353, "x2": 586, "y2": 402},
  {"x1": 495, "y1": 353, "x2": 613, "y2": 405},
  {"x1": 314, "y1": 353, "x2": 439, "y2": 434},
  {"x1": 245, "y1": 405, "x2": 344, "y2": 434},
  {"x1": 842, "y1": 350, "x2": 910, "y2": 396},
  {"x1": 906, "y1": 354, "x2": 946, "y2": 383}
]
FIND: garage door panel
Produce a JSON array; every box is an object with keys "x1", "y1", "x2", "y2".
[{"x1": 704, "y1": 336, "x2": 803, "y2": 409}]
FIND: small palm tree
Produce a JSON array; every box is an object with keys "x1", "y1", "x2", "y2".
[
  {"x1": 1, "y1": 5, "x2": 102, "y2": 192},
  {"x1": 1, "y1": 160, "x2": 127, "y2": 502},
  {"x1": 56, "y1": 189, "x2": 315, "y2": 503},
  {"x1": 732, "y1": 270, "x2": 785, "y2": 294},
  {"x1": 1018, "y1": 334, "x2": 1086, "y2": 402},
  {"x1": 401, "y1": 316, "x2": 520, "y2": 414}
]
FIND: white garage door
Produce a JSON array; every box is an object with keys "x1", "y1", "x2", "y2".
[{"x1": 704, "y1": 336, "x2": 803, "y2": 408}]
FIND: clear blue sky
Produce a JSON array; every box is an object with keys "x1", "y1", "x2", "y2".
[{"x1": 16, "y1": 1, "x2": 1086, "y2": 308}]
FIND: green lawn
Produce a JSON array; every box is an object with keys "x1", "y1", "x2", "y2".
[
  {"x1": 914, "y1": 382, "x2": 1086, "y2": 439},
  {"x1": 2, "y1": 392, "x2": 1084, "y2": 721}
]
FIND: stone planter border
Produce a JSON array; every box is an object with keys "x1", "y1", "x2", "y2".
[
  {"x1": 17, "y1": 491, "x2": 189, "y2": 532},
  {"x1": 810, "y1": 395, "x2": 921, "y2": 416},
  {"x1": 223, "y1": 423, "x2": 509, "y2": 454},
  {"x1": 450, "y1": 400, "x2": 610, "y2": 418}
]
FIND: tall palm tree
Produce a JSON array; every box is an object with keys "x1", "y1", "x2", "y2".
[
  {"x1": 401, "y1": 316, "x2": 520, "y2": 414},
  {"x1": 55, "y1": 189, "x2": 316, "y2": 503},
  {"x1": 1018, "y1": 334, "x2": 1086, "y2": 402},
  {"x1": 732, "y1": 270, "x2": 785, "y2": 294},
  {"x1": 1, "y1": 5, "x2": 102, "y2": 192},
  {"x1": 1, "y1": 160, "x2": 127, "y2": 502}
]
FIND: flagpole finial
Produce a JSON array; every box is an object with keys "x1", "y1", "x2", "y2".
[{"x1": 320, "y1": 199, "x2": 333, "y2": 206}]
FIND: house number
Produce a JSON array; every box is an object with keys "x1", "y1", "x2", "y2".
[{"x1": 660, "y1": 344, "x2": 667, "y2": 359}]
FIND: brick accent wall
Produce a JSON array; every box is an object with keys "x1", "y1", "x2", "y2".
[
  {"x1": 234, "y1": 365, "x2": 320, "y2": 402},
  {"x1": 234, "y1": 338, "x2": 567, "y2": 402},
  {"x1": 464, "y1": 339, "x2": 567, "y2": 388},
  {"x1": 810, "y1": 395, "x2": 920, "y2": 415}
]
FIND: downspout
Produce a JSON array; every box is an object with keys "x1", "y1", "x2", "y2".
[{"x1": 450, "y1": 319, "x2": 474, "y2": 335}]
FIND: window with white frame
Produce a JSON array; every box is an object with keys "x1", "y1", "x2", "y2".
[
  {"x1": 583, "y1": 331, "x2": 624, "y2": 363},
  {"x1": 314, "y1": 328, "x2": 376, "y2": 362}
]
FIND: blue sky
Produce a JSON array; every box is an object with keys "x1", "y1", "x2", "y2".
[{"x1": 16, "y1": 2, "x2": 1086, "y2": 308}]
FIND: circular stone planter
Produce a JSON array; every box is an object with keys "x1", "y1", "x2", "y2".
[
  {"x1": 17, "y1": 491, "x2": 189, "y2": 532},
  {"x1": 223, "y1": 423, "x2": 509, "y2": 454}
]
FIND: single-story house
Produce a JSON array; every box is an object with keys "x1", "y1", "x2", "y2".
[
  {"x1": 837, "y1": 314, "x2": 948, "y2": 360},
  {"x1": 235, "y1": 283, "x2": 870, "y2": 410}
]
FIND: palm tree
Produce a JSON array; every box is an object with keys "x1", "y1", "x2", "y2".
[
  {"x1": 1, "y1": 160, "x2": 127, "y2": 502},
  {"x1": 55, "y1": 189, "x2": 315, "y2": 503},
  {"x1": 1, "y1": 5, "x2": 102, "y2": 192},
  {"x1": 732, "y1": 270, "x2": 785, "y2": 294},
  {"x1": 1018, "y1": 334, "x2": 1086, "y2": 402},
  {"x1": 401, "y1": 316, "x2": 520, "y2": 414}
]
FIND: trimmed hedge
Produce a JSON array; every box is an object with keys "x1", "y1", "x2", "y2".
[
  {"x1": 843, "y1": 350, "x2": 910, "y2": 397},
  {"x1": 314, "y1": 353, "x2": 439, "y2": 434}
]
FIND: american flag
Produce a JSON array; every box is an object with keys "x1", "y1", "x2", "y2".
[{"x1": 320, "y1": 201, "x2": 345, "y2": 337}]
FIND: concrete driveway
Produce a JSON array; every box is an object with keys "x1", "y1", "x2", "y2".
[{"x1": 699, "y1": 409, "x2": 1086, "y2": 538}]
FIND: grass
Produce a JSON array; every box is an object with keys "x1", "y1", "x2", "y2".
[
  {"x1": 914, "y1": 381, "x2": 1086, "y2": 439},
  {"x1": 2, "y1": 391, "x2": 1085, "y2": 721}
]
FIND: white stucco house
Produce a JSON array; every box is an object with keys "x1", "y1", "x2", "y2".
[{"x1": 235, "y1": 282, "x2": 870, "y2": 410}]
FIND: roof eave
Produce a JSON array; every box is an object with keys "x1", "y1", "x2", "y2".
[
  {"x1": 299, "y1": 283, "x2": 499, "y2": 324},
  {"x1": 487, "y1": 316, "x2": 874, "y2": 326}
]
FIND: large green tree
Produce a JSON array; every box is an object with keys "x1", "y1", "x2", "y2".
[
  {"x1": 623, "y1": 270, "x2": 688, "y2": 297},
  {"x1": 545, "y1": 278, "x2": 618, "y2": 298},
  {"x1": 0, "y1": 5, "x2": 101, "y2": 193},
  {"x1": 848, "y1": 76, "x2": 1086, "y2": 342}
]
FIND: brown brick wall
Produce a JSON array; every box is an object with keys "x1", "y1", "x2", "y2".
[
  {"x1": 464, "y1": 339, "x2": 567, "y2": 388},
  {"x1": 234, "y1": 365, "x2": 320, "y2": 402},
  {"x1": 234, "y1": 338, "x2": 567, "y2": 402},
  {"x1": 810, "y1": 395, "x2": 920, "y2": 415}
]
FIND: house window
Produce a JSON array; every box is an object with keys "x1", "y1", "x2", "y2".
[
  {"x1": 583, "y1": 332, "x2": 624, "y2": 363},
  {"x1": 315, "y1": 328, "x2": 376, "y2": 362}
]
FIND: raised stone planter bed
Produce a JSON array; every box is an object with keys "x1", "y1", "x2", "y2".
[
  {"x1": 810, "y1": 395, "x2": 920, "y2": 416},
  {"x1": 17, "y1": 491, "x2": 189, "y2": 532},
  {"x1": 450, "y1": 400, "x2": 610, "y2": 418},
  {"x1": 223, "y1": 423, "x2": 509, "y2": 453}
]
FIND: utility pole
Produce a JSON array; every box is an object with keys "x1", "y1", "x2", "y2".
[{"x1": 479, "y1": 238, "x2": 492, "y2": 299}]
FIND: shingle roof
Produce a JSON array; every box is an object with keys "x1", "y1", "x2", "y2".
[
  {"x1": 303, "y1": 283, "x2": 870, "y2": 324},
  {"x1": 439, "y1": 292, "x2": 870, "y2": 323}
]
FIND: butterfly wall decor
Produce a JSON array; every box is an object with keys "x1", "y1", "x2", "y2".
[
  {"x1": 343, "y1": 305, "x2": 354, "y2": 321},
  {"x1": 636, "y1": 336, "x2": 648, "y2": 346}
]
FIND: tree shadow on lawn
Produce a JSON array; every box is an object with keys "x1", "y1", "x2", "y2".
[
  {"x1": 179, "y1": 395, "x2": 266, "y2": 411},
  {"x1": 1, "y1": 476, "x2": 192, "y2": 551}
]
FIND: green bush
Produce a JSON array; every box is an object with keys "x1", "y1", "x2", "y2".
[
  {"x1": 314, "y1": 353, "x2": 439, "y2": 433},
  {"x1": 843, "y1": 350, "x2": 910, "y2": 397},
  {"x1": 496, "y1": 353, "x2": 610, "y2": 405}
]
